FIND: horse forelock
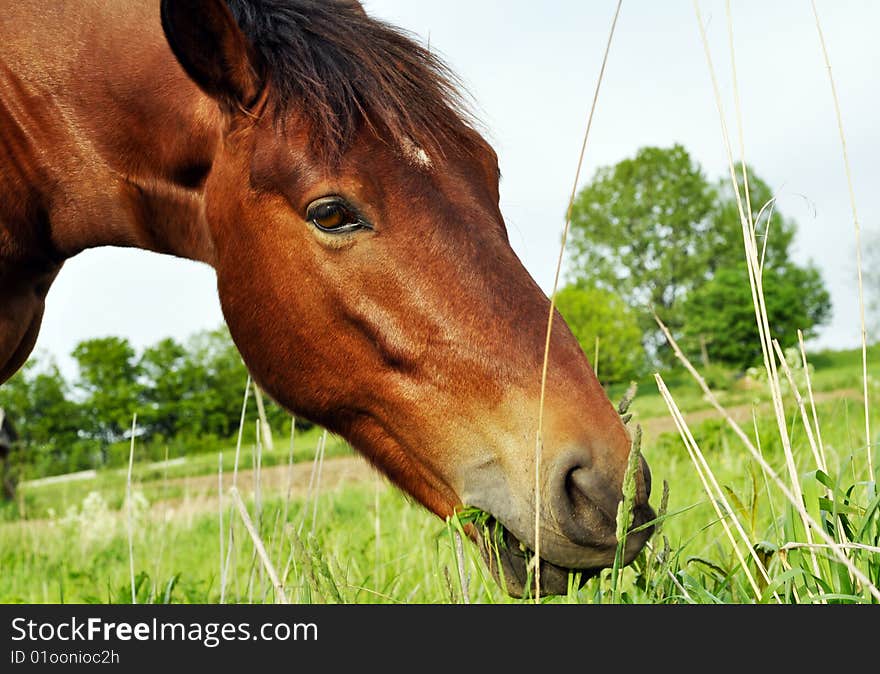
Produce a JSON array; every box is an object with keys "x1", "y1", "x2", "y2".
[{"x1": 226, "y1": 0, "x2": 480, "y2": 164}]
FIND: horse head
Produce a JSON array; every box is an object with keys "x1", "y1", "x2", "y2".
[{"x1": 159, "y1": 0, "x2": 654, "y2": 596}]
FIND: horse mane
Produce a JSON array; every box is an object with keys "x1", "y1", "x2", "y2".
[{"x1": 226, "y1": 0, "x2": 480, "y2": 162}]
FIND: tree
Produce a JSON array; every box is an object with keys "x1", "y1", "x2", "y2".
[
  {"x1": 566, "y1": 144, "x2": 832, "y2": 363},
  {"x1": 0, "y1": 358, "x2": 85, "y2": 475},
  {"x1": 185, "y1": 328, "x2": 251, "y2": 438},
  {"x1": 554, "y1": 285, "x2": 645, "y2": 384},
  {"x1": 72, "y1": 337, "x2": 142, "y2": 445},
  {"x1": 566, "y1": 144, "x2": 717, "y2": 357},
  {"x1": 682, "y1": 264, "x2": 831, "y2": 368},
  {"x1": 139, "y1": 337, "x2": 205, "y2": 440}
]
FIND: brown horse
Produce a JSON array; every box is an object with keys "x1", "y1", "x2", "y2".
[{"x1": 0, "y1": 0, "x2": 654, "y2": 597}]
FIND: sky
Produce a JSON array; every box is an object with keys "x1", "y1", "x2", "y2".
[{"x1": 31, "y1": 0, "x2": 880, "y2": 379}]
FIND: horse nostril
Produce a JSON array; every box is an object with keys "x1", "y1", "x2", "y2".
[
  {"x1": 549, "y1": 449, "x2": 657, "y2": 551},
  {"x1": 565, "y1": 466, "x2": 618, "y2": 520},
  {"x1": 552, "y1": 457, "x2": 621, "y2": 545},
  {"x1": 563, "y1": 466, "x2": 593, "y2": 521}
]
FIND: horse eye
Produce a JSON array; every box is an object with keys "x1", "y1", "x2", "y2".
[{"x1": 306, "y1": 198, "x2": 365, "y2": 233}]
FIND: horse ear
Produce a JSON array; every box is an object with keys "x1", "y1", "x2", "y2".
[{"x1": 160, "y1": 0, "x2": 262, "y2": 110}]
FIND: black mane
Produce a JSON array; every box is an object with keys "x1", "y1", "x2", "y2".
[{"x1": 226, "y1": 0, "x2": 478, "y2": 161}]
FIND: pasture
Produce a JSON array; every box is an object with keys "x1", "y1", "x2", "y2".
[
  {"x1": 2, "y1": 345, "x2": 877, "y2": 604},
  {"x1": 0, "y1": 1, "x2": 877, "y2": 608}
]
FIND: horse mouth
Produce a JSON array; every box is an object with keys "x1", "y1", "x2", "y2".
[
  {"x1": 472, "y1": 517, "x2": 597, "y2": 598},
  {"x1": 470, "y1": 513, "x2": 652, "y2": 598}
]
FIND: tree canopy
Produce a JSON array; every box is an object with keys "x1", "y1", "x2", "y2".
[
  {"x1": 554, "y1": 284, "x2": 644, "y2": 384},
  {"x1": 566, "y1": 144, "x2": 717, "y2": 353},
  {"x1": 681, "y1": 264, "x2": 831, "y2": 368},
  {"x1": 565, "y1": 144, "x2": 832, "y2": 368}
]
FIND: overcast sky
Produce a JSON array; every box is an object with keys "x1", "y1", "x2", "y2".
[{"x1": 31, "y1": 0, "x2": 879, "y2": 378}]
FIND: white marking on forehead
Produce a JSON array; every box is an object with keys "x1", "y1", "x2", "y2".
[{"x1": 400, "y1": 137, "x2": 432, "y2": 168}]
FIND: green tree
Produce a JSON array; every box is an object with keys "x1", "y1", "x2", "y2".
[
  {"x1": 0, "y1": 358, "x2": 86, "y2": 475},
  {"x1": 567, "y1": 145, "x2": 832, "y2": 363},
  {"x1": 138, "y1": 329, "x2": 252, "y2": 442},
  {"x1": 682, "y1": 264, "x2": 831, "y2": 368},
  {"x1": 555, "y1": 285, "x2": 645, "y2": 384},
  {"x1": 139, "y1": 337, "x2": 202, "y2": 440},
  {"x1": 72, "y1": 337, "x2": 142, "y2": 445},
  {"x1": 566, "y1": 144, "x2": 717, "y2": 356},
  {"x1": 185, "y1": 328, "x2": 251, "y2": 438}
]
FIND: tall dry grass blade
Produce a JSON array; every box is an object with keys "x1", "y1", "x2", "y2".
[
  {"x1": 254, "y1": 421, "x2": 263, "y2": 535},
  {"x1": 247, "y1": 420, "x2": 265, "y2": 603},
  {"x1": 297, "y1": 430, "x2": 323, "y2": 537},
  {"x1": 374, "y1": 472, "x2": 382, "y2": 589},
  {"x1": 724, "y1": 0, "x2": 753, "y2": 232},
  {"x1": 276, "y1": 417, "x2": 297, "y2": 569},
  {"x1": 692, "y1": 4, "x2": 816, "y2": 562},
  {"x1": 220, "y1": 509, "x2": 236, "y2": 604},
  {"x1": 230, "y1": 487, "x2": 288, "y2": 604},
  {"x1": 781, "y1": 542, "x2": 880, "y2": 555},
  {"x1": 811, "y1": 0, "x2": 873, "y2": 479},
  {"x1": 221, "y1": 374, "x2": 251, "y2": 603},
  {"x1": 752, "y1": 408, "x2": 779, "y2": 535},
  {"x1": 232, "y1": 375, "x2": 251, "y2": 488},
  {"x1": 218, "y1": 452, "x2": 225, "y2": 601},
  {"x1": 253, "y1": 384, "x2": 274, "y2": 452},
  {"x1": 797, "y1": 330, "x2": 828, "y2": 471},
  {"x1": 656, "y1": 317, "x2": 880, "y2": 602},
  {"x1": 126, "y1": 413, "x2": 137, "y2": 604},
  {"x1": 756, "y1": 199, "x2": 777, "y2": 273},
  {"x1": 784, "y1": 339, "x2": 855, "y2": 576},
  {"x1": 310, "y1": 430, "x2": 327, "y2": 537},
  {"x1": 533, "y1": 0, "x2": 623, "y2": 603},
  {"x1": 655, "y1": 376, "x2": 773, "y2": 602},
  {"x1": 750, "y1": 406, "x2": 799, "y2": 603},
  {"x1": 772, "y1": 340, "x2": 825, "y2": 474},
  {"x1": 282, "y1": 419, "x2": 296, "y2": 527}
]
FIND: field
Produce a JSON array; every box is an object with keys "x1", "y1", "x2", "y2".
[{"x1": 2, "y1": 345, "x2": 877, "y2": 604}]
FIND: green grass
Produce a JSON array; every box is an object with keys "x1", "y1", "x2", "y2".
[
  {"x1": 1, "y1": 355, "x2": 876, "y2": 604},
  {"x1": 808, "y1": 344, "x2": 880, "y2": 392},
  {"x1": 0, "y1": 484, "x2": 501, "y2": 604}
]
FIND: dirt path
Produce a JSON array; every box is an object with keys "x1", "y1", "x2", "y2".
[{"x1": 164, "y1": 455, "x2": 382, "y2": 505}]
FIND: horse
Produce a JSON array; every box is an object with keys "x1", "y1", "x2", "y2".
[{"x1": 0, "y1": 0, "x2": 654, "y2": 597}]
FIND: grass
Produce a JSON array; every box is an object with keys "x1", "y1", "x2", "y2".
[{"x1": 0, "y1": 366, "x2": 875, "y2": 604}]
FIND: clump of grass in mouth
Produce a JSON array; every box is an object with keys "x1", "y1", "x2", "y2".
[{"x1": 454, "y1": 505, "x2": 492, "y2": 529}]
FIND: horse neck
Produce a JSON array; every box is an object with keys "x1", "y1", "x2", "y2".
[
  {"x1": 0, "y1": 0, "x2": 221, "y2": 269},
  {"x1": 0, "y1": 0, "x2": 220, "y2": 383}
]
